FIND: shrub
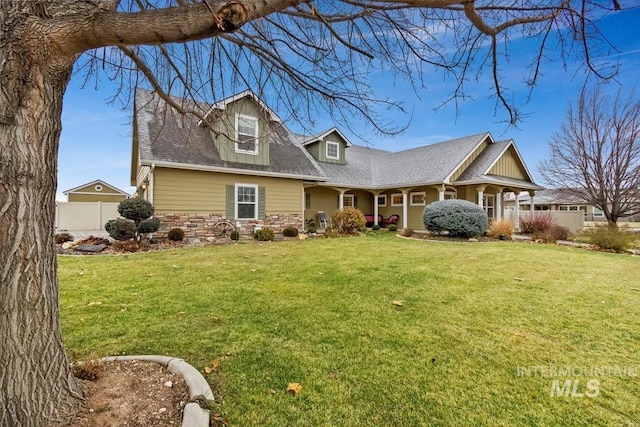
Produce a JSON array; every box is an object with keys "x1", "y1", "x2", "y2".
[
  {"x1": 307, "y1": 225, "x2": 317, "y2": 234},
  {"x1": 112, "y1": 198, "x2": 160, "y2": 241},
  {"x1": 138, "y1": 217, "x2": 160, "y2": 235},
  {"x1": 388, "y1": 224, "x2": 398, "y2": 232},
  {"x1": 330, "y1": 207, "x2": 366, "y2": 236},
  {"x1": 585, "y1": 225, "x2": 637, "y2": 253},
  {"x1": 519, "y1": 212, "x2": 554, "y2": 235},
  {"x1": 487, "y1": 219, "x2": 515, "y2": 240},
  {"x1": 422, "y1": 200, "x2": 488, "y2": 238},
  {"x1": 117, "y1": 198, "x2": 154, "y2": 225},
  {"x1": 533, "y1": 225, "x2": 570, "y2": 243},
  {"x1": 105, "y1": 218, "x2": 137, "y2": 241},
  {"x1": 403, "y1": 228, "x2": 414, "y2": 237},
  {"x1": 371, "y1": 224, "x2": 381, "y2": 231},
  {"x1": 55, "y1": 232, "x2": 74, "y2": 244},
  {"x1": 230, "y1": 230, "x2": 240, "y2": 241},
  {"x1": 167, "y1": 228, "x2": 185, "y2": 242},
  {"x1": 282, "y1": 226, "x2": 299, "y2": 237},
  {"x1": 254, "y1": 227, "x2": 275, "y2": 241}
]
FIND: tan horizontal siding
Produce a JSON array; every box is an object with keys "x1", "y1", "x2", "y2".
[
  {"x1": 68, "y1": 194, "x2": 127, "y2": 203},
  {"x1": 153, "y1": 167, "x2": 302, "y2": 214}
]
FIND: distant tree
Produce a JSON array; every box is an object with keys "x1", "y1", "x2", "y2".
[
  {"x1": 539, "y1": 86, "x2": 640, "y2": 226},
  {"x1": 0, "y1": 1, "x2": 629, "y2": 424}
]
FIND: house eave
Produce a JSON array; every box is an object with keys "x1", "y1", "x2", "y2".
[{"x1": 141, "y1": 159, "x2": 326, "y2": 182}]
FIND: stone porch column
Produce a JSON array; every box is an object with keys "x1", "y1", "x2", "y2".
[
  {"x1": 339, "y1": 191, "x2": 345, "y2": 209},
  {"x1": 434, "y1": 184, "x2": 446, "y2": 201}
]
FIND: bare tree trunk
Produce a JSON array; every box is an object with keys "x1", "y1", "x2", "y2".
[{"x1": 0, "y1": 36, "x2": 83, "y2": 426}]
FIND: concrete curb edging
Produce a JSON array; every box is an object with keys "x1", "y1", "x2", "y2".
[{"x1": 100, "y1": 355, "x2": 213, "y2": 427}]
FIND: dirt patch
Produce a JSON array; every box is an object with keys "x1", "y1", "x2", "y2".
[{"x1": 56, "y1": 360, "x2": 190, "y2": 427}]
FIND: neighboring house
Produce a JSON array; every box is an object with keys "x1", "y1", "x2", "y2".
[
  {"x1": 505, "y1": 189, "x2": 640, "y2": 223},
  {"x1": 56, "y1": 180, "x2": 130, "y2": 232},
  {"x1": 63, "y1": 179, "x2": 130, "y2": 203},
  {"x1": 131, "y1": 89, "x2": 542, "y2": 237}
]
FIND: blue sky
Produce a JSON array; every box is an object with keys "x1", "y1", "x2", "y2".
[{"x1": 57, "y1": 6, "x2": 640, "y2": 200}]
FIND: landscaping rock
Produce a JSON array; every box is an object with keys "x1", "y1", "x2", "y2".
[
  {"x1": 74, "y1": 244, "x2": 108, "y2": 253},
  {"x1": 62, "y1": 242, "x2": 76, "y2": 250}
]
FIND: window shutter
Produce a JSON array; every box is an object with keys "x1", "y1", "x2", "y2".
[
  {"x1": 354, "y1": 195, "x2": 358, "y2": 208},
  {"x1": 226, "y1": 185, "x2": 234, "y2": 219},
  {"x1": 258, "y1": 187, "x2": 266, "y2": 220}
]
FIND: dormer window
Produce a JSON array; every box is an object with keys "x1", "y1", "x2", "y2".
[
  {"x1": 326, "y1": 141, "x2": 339, "y2": 160},
  {"x1": 235, "y1": 113, "x2": 258, "y2": 154}
]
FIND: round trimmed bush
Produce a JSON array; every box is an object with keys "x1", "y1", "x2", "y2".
[
  {"x1": 422, "y1": 199, "x2": 488, "y2": 238},
  {"x1": 118, "y1": 198, "x2": 154, "y2": 225},
  {"x1": 105, "y1": 218, "x2": 137, "y2": 241},
  {"x1": 388, "y1": 224, "x2": 398, "y2": 232},
  {"x1": 371, "y1": 224, "x2": 381, "y2": 231},
  {"x1": 138, "y1": 217, "x2": 160, "y2": 234},
  {"x1": 167, "y1": 228, "x2": 185, "y2": 242},
  {"x1": 230, "y1": 230, "x2": 240, "y2": 241},
  {"x1": 254, "y1": 228, "x2": 275, "y2": 241},
  {"x1": 282, "y1": 226, "x2": 299, "y2": 237}
]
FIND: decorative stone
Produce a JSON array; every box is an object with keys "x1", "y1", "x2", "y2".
[
  {"x1": 74, "y1": 244, "x2": 108, "y2": 253},
  {"x1": 164, "y1": 381, "x2": 173, "y2": 388},
  {"x1": 62, "y1": 242, "x2": 75, "y2": 249}
]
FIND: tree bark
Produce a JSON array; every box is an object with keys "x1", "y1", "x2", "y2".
[{"x1": 0, "y1": 15, "x2": 82, "y2": 427}]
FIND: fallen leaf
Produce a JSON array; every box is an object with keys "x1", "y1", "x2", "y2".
[
  {"x1": 392, "y1": 300, "x2": 404, "y2": 307},
  {"x1": 147, "y1": 273, "x2": 156, "y2": 277},
  {"x1": 250, "y1": 269, "x2": 257, "y2": 272},
  {"x1": 87, "y1": 301, "x2": 102, "y2": 306},
  {"x1": 268, "y1": 388, "x2": 277, "y2": 394},
  {"x1": 287, "y1": 382, "x2": 302, "y2": 396},
  {"x1": 514, "y1": 277, "x2": 525, "y2": 282},
  {"x1": 204, "y1": 359, "x2": 220, "y2": 374}
]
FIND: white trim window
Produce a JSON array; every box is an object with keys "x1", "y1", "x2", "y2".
[
  {"x1": 377, "y1": 194, "x2": 387, "y2": 207},
  {"x1": 235, "y1": 113, "x2": 259, "y2": 154},
  {"x1": 410, "y1": 192, "x2": 426, "y2": 206},
  {"x1": 391, "y1": 193, "x2": 403, "y2": 206},
  {"x1": 592, "y1": 206, "x2": 604, "y2": 217},
  {"x1": 343, "y1": 194, "x2": 355, "y2": 207},
  {"x1": 326, "y1": 141, "x2": 340, "y2": 160},
  {"x1": 483, "y1": 194, "x2": 495, "y2": 218},
  {"x1": 236, "y1": 184, "x2": 258, "y2": 219},
  {"x1": 444, "y1": 190, "x2": 457, "y2": 200}
]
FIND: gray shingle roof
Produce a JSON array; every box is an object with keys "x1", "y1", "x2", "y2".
[
  {"x1": 134, "y1": 89, "x2": 326, "y2": 179},
  {"x1": 133, "y1": 89, "x2": 539, "y2": 191}
]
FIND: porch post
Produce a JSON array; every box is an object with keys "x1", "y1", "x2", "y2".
[
  {"x1": 437, "y1": 184, "x2": 446, "y2": 201},
  {"x1": 339, "y1": 191, "x2": 345, "y2": 209},
  {"x1": 514, "y1": 191, "x2": 520, "y2": 230},
  {"x1": 402, "y1": 191, "x2": 408, "y2": 229},
  {"x1": 477, "y1": 186, "x2": 485, "y2": 209},
  {"x1": 496, "y1": 188, "x2": 503, "y2": 220},
  {"x1": 373, "y1": 192, "x2": 380, "y2": 226},
  {"x1": 529, "y1": 190, "x2": 536, "y2": 212}
]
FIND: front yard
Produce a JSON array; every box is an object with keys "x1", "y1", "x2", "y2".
[{"x1": 59, "y1": 233, "x2": 640, "y2": 426}]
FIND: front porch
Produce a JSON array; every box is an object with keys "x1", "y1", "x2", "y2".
[{"x1": 303, "y1": 184, "x2": 538, "y2": 231}]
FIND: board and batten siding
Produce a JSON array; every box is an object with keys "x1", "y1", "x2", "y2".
[
  {"x1": 488, "y1": 146, "x2": 527, "y2": 180},
  {"x1": 152, "y1": 167, "x2": 303, "y2": 216},
  {"x1": 449, "y1": 138, "x2": 489, "y2": 182}
]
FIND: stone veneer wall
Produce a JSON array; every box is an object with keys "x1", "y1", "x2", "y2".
[{"x1": 155, "y1": 213, "x2": 303, "y2": 239}]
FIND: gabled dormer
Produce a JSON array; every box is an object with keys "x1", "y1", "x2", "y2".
[
  {"x1": 302, "y1": 127, "x2": 352, "y2": 165},
  {"x1": 202, "y1": 90, "x2": 282, "y2": 166}
]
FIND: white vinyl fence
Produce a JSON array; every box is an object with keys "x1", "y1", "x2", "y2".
[
  {"x1": 55, "y1": 202, "x2": 120, "y2": 232},
  {"x1": 504, "y1": 210, "x2": 584, "y2": 234}
]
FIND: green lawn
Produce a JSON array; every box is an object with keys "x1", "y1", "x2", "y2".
[{"x1": 59, "y1": 233, "x2": 640, "y2": 426}]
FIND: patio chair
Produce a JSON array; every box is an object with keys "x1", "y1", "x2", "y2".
[
  {"x1": 318, "y1": 211, "x2": 328, "y2": 228},
  {"x1": 384, "y1": 214, "x2": 399, "y2": 227}
]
